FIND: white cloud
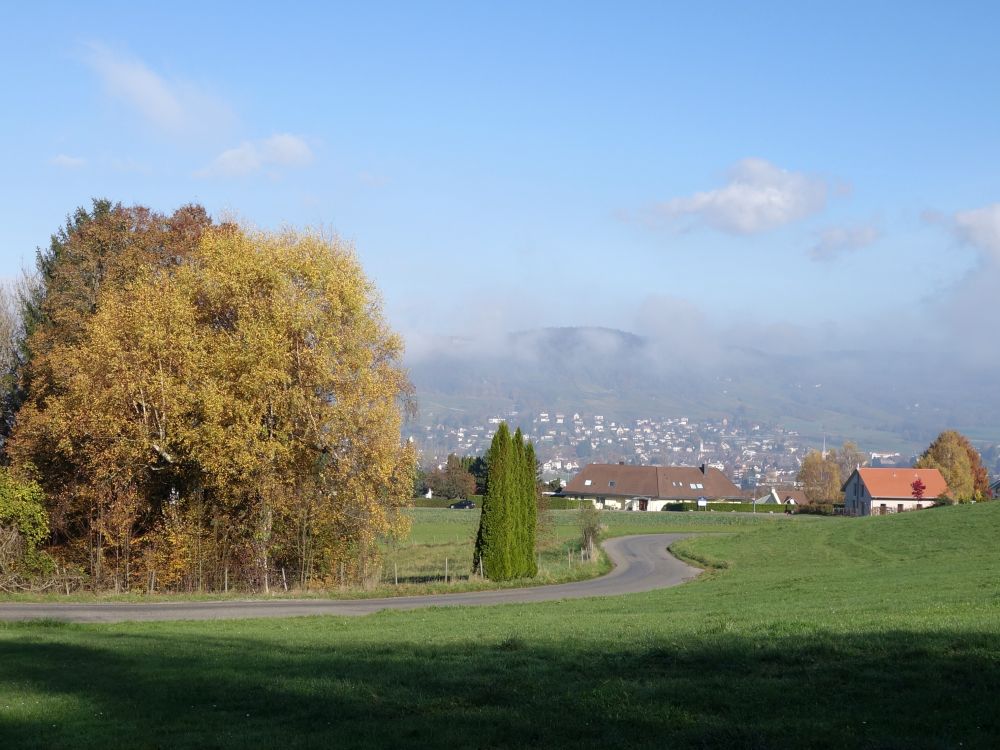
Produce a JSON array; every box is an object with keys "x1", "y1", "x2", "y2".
[
  {"x1": 262, "y1": 133, "x2": 314, "y2": 166},
  {"x1": 84, "y1": 43, "x2": 234, "y2": 136},
  {"x1": 49, "y1": 154, "x2": 86, "y2": 169},
  {"x1": 809, "y1": 222, "x2": 880, "y2": 261},
  {"x1": 953, "y1": 203, "x2": 1000, "y2": 261},
  {"x1": 196, "y1": 134, "x2": 315, "y2": 178},
  {"x1": 653, "y1": 158, "x2": 830, "y2": 235},
  {"x1": 919, "y1": 202, "x2": 1000, "y2": 363}
]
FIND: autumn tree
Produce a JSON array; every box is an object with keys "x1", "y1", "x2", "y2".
[
  {"x1": 9, "y1": 220, "x2": 414, "y2": 591},
  {"x1": 5, "y1": 200, "x2": 214, "y2": 558},
  {"x1": 797, "y1": 449, "x2": 842, "y2": 503},
  {"x1": 915, "y1": 430, "x2": 983, "y2": 502},
  {"x1": 829, "y1": 441, "x2": 866, "y2": 481},
  {"x1": 426, "y1": 454, "x2": 476, "y2": 499},
  {"x1": 459, "y1": 455, "x2": 489, "y2": 495},
  {"x1": 950, "y1": 432, "x2": 990, "y2": 498}
]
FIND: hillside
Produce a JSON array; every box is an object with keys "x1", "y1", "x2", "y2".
[{"x1": 407, "y1": 326, "x2": 1000, "y2": 448}]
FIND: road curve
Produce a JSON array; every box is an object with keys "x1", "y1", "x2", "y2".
[{"x1": 0, "y1": 534, "x2": 700, "y2": 623}]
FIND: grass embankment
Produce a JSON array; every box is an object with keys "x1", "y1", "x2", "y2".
[{"x1": 1, "y1": 503, "x2": 998, "y2": 748}]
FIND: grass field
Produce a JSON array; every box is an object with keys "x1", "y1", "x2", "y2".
[{"x1": 1, "y1": 504, "x2": 998, "y2": 748}]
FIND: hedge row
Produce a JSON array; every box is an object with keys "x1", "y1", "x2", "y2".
[{"x1": 411, "y1": 496, "x2": 483, "y2": 508}]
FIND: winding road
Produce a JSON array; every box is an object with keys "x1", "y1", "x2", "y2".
[{"x1": 0, "y1": 534, "x2": 699, "y2": 623}]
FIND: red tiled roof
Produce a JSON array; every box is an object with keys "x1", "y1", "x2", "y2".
[
  {"x1": 563, "y1": 463, "x2": 742, "y2": 500},
  {"x1": 853, "y1": 468, "x2": 949, "y2": 499}
]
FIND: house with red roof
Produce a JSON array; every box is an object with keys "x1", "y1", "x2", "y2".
[{"x1": 842, "y1": 467, "x2": 949, "y2": 516}]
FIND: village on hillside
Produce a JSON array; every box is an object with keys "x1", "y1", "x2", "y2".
[
  {"x1": 410, "y1": 408, "x2": 916, "y2": 489},
  {"x1": 414, "y1": 410, "x2": 998, "y2": 517}
]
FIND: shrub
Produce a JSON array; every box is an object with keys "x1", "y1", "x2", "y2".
[
  {"x1": 0, "y1": 469, "x2": 52, "y2": 587},
  {"x1": 578, "y1": 504, "x2": 602, "y2": 557},
  {"x1": 795, "y1": 502, "x2": 835, "y2": 516}
]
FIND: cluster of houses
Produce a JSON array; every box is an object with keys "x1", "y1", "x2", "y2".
[{"x1": 562, "y1": 462, "x2": 952, "y2": 516}]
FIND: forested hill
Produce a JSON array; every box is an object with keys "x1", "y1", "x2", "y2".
[{"x1": 406, "y1": 326, "x2": 1000, "y2": 449}]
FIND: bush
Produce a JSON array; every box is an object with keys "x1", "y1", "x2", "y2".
[
  {"x1": 412, "y1": 496, "x2": 482, "y2": 509},
  {"x1": 578, "y1": 504, "x2": 602, "y2": 557},
  {"x1": 0, "y1": 469, "x2": 53, "y2": 587},
  {"x1": 546, "y1": 497, "x2": 584, "y2": 510},
  {"x1": 795, "y1": 502, "x2": 835, "y2": 516}
]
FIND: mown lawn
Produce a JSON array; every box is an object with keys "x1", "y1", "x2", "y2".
[{"x1": 1, "y1": 503, "x2": 997, "y2": 748}]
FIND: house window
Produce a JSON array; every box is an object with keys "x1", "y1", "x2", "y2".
[
  {"x1": 584, "y1": 479, "x2": 592, "y2": 486},
  {"x1": 609, "y1": 481, "x2": 616, "y2": 488}
]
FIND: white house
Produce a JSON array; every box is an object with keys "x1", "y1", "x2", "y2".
[
  {"x1": 842, "y1": 467, "x2": 949, "y2": 516},
  {"x1": 623, "y1": 496, "x2": 671, "y2": 512}
]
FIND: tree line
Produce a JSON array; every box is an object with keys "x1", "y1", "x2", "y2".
[
  {"x1": 415, "y1": 454, "x2": 487, "y2": 500},
  {"x1": 0, "y1": 200, "x2": 414, "y2": 593},
  {"x1": 796, "y1": 431, "x2": 993, "y2": 505}
]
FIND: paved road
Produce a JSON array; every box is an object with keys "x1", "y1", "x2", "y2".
[{"x1": 0, "y1": 534, "x2": 699, "y2": 623}]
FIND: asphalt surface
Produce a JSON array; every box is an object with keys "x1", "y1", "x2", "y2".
[{"x1": 0, "y1": 533, "x2": 699, "y2": 623}]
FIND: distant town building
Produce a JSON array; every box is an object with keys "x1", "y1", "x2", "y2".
[{"x1": 754, "y1": 487, "x2": 806, "y2": 506}]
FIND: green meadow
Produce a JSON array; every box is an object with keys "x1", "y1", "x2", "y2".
[
  {"x1": 380, "y1": 507, "x2": 810, "y2": 590},
  {"x1": 1, "y1": 504, "x2": 997, "y2": 748}
]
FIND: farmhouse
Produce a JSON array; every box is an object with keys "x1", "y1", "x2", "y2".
[
  {"x1": 842, "y1": 467, "x2": 948, "y2": 516},
  {"x1": 563, "y1": 463, "x2": 743, "y2": 510}
]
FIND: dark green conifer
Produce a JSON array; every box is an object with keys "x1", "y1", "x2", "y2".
[
  {"x1": 512, "y1": 428, "x2": 528, "y2": 577},
  {"x1": 473, "y1": 422, "x2": 538, "y2": 581},
  {"x1": 474, "y1": 423, "x2": 514, "y2": 579},
  {"x1": 524, "y1": 440, "x2": 538, "y2": 576}
]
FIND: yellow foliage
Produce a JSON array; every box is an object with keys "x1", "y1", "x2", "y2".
[{"x1": 10, "y1": 225, "x2": 414, "y2": 590}]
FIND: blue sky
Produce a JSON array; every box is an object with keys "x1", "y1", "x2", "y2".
[{"x1": 2, "y1": 1, "x2": 999, "y2": 357}]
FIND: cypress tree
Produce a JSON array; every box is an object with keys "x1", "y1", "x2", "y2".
[
  {"x1": 472, "y1": 423, "x2": 538, "y2": 581},
  {"x1": 524, "y1": 440, "x2": 538, "y2": 577},
  {"x1": 474, "y1": 423, "x2": 514, "y2": 580},
  {"x1": 512, "y1": 428, "x2": 528, "y2": 577}
]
